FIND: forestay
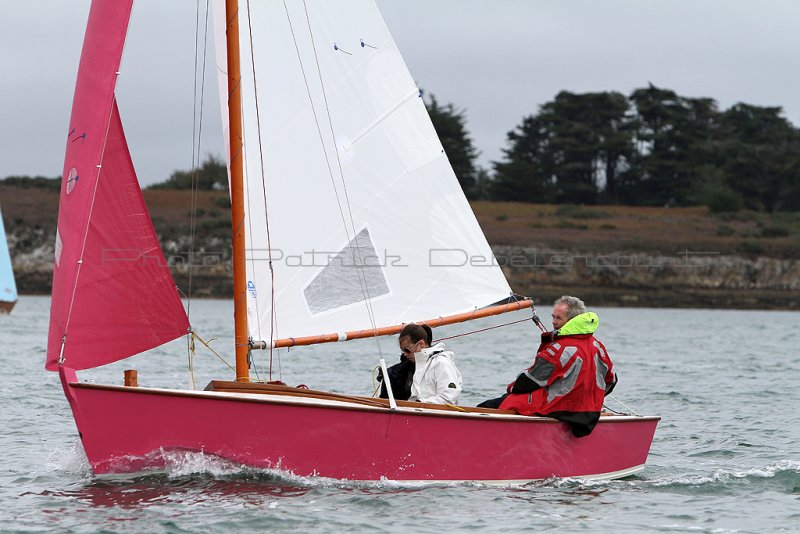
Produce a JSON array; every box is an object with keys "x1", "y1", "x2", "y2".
[{"x1": 213, "y1": 0, "x2": 511, "y2": 345}]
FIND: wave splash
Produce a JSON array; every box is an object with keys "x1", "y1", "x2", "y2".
[
  {"x1": 650, "y1": 460, "x2": 800, "y2": 487},
  {"x1": 48, "y1": 443, "x2": 799, "y2": 495}
]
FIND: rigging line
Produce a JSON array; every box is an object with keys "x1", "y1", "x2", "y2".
[
  {"x1": 371, "y1": 366, "x2": 382, "y2": 397},
  {"x1": 300, "y1": 0, "x2": 383, "y2": 352},
  {"x1": 245, "y1": 0, "x2": 278, "y2": 381},
  {"x1": 434, "y1": 316, "x2": 533, "y2": 342},
  {"x1": 191, "y1": 331, "x2": 236, "y2": 372},
  {"x1": 187, "y1": 332, "x2": 196, "y2": 390},
  {"x1": 284, "y1": 0, "x2": 381, "y2": 353},
  {"x1": 187, "y1": 0, "x2": 211, "y2": 319},
  {"x1": 237, "y1": 118, "x2": 265, "y2": 384},
  {"x1": 606, "y1": 394, "x2": 641, "y2": 417},
  {"x1": 283, "y1": 2, "x2": 351, "y2": 261},
  {"x1": 237, "y1": 123, "x2": 266, "y2": 385},
  {"x1": 237, "y1": 107, "x2": 266, "y2": 382},
  {"x1": 187, "y1": 0, "x2": 200, "y2": 319},
  {"x1": 301, "y1": 1, "x2": 375, "y2": 309}
]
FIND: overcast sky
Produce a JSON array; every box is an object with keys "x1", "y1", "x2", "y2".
[{"x1": 2, "y1": 0, "x2": 799, "y2": 186}]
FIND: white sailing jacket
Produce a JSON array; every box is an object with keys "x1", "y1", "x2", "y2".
[{"x1": 409, "y1": 342, "x2": 463, "y2": 405}]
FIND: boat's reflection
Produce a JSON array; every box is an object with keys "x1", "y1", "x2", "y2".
[{"x1": 51, "y1": 474, "x2": 310, "y2": 509}]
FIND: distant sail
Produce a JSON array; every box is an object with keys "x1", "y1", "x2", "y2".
[
  {"x1": 213, "y1": 0, "x2": 511, "y2": 343},
  {"x1": 0, "y1": 205, "x2": 18, "y2": 310},
  {"x1": 47, "y1": 0, "x2": 188, "y2": 371}
]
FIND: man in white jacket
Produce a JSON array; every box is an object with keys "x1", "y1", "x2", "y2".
[{"x1": 398, "y1": 323, "x2": 463, "y2": 405}]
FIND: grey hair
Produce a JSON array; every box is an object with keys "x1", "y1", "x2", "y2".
[{"x1": 554, "y1": 295, "x2": 586, "y2": 320}]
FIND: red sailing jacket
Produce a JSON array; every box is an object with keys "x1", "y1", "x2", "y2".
[{"x1": 499, "y1": 312, "x2": 616, "y2": 436}]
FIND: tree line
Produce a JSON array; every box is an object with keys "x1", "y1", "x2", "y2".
[
  {"x1": 178, "y1": 86, "x2": 800, "y2": 213},
  {"x1": 5, "y1": 84, "x2": 799, "y2": 212},
  {"x1": 435, "y1": 84, "x2": 800, "y2": 212}
]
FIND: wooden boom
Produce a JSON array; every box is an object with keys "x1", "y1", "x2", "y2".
[{"x1": 256, "y1": 299, "x2": 534, "y2": 349}]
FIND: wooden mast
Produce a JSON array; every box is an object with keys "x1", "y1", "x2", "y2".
[{"x1": 225, "y1": 0, "x2": 249, "y2": 382}]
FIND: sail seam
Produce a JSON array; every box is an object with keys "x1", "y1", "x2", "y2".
[{"x1": 346, "y1": 88, "x2": 419, "y2": 147}]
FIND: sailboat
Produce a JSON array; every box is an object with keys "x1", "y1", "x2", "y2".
[
  {"x1": 0, "y1": 204, "x2": 18, "y2": 313},
  {"x1": 48, "y1": 0, "x2": 659, "y2": 482}
]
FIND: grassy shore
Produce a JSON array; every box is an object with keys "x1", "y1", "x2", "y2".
[{"x1": 473, "y1": 201, "x2": 800, "y2": 258}]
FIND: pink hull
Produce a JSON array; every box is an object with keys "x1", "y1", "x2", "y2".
[{"x1": 59, "y1": 368, "x2": 658, "y2": 481}]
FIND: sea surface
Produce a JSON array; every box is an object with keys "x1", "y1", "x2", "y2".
[{"x1": 1, "y1": 296, "x2": 798, "y2": 533}]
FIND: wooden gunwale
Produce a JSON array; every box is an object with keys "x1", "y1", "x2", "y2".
[
  {"x1": 204, "y1": 380, "x2": 510, "y2": 413},
  {"x1": 68, "y1": 380, "x2": 660, "y2": 424}
]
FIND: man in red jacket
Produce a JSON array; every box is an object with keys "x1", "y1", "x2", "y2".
[{"x1": 478, "y1": 296, "x2": 617, "y2": 437}]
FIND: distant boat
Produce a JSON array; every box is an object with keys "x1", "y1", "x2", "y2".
[
  {"x1": 48, "y1": 0, "x2": 658, "y2": 481},
  {"x1": 0, "y1": 204, "x2": 18, "y2": 313}
]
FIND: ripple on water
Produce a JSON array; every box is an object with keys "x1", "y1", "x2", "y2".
[
  {"x1": 641, "y1": 460, "x2": 800, "y2": 497},
  {"x1": 4, "y1": 299, "x2": 800, "y2": 532}
]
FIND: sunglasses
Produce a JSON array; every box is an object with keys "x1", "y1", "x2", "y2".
[{"x1": 400, "y1": 340, "x2": 419, "y2": 354}]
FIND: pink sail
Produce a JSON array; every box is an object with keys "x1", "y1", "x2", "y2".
[{"x1": 47, "y1": 0, "x2": 188, "y2": 371}]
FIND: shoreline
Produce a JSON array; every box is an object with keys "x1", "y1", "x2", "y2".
[
  {"x1": 5, "y1": 185, "x2": 799, "y2": 311},
  {"x1": 14, "y1": 273, "x2": 800, "y2": 311}
]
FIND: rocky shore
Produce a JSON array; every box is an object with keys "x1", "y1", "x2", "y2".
[
  {"x1": 4, "y1": 183, "x2": 799, "y2": 309},
  {"x1": 493, "y1": 245, "x2": 800, "y2": 309},
  {"x1": 10, "y1": 239, "x2": 800, "y2": 310}
]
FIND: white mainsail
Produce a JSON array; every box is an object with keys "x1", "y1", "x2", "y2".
[{"x1": 214, "y1": 0, "x2": 511, "y2": 343}]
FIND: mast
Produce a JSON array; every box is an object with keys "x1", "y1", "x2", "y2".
[{"x1": 225, "y1": 0, "x2": 249, "y2": 382}]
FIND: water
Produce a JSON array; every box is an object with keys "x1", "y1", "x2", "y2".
[{"x1": 1, "y1": 296, "x2": 798, "y2": 533}]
